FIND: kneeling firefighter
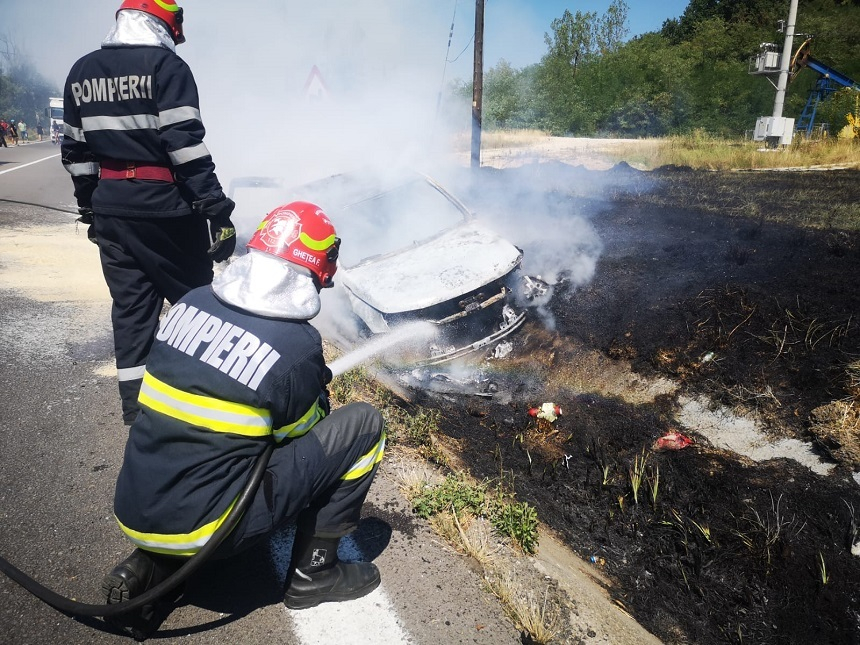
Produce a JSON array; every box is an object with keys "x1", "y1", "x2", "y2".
[{"x1": 103, "y1": 202, "x2": 385, "y2": 637}]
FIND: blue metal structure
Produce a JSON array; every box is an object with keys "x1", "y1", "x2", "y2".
[{"x1": 791, "y1": 39, "x2": 860, "y2": 137}]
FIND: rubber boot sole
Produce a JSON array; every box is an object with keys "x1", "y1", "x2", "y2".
[
  {"x1": 101, "y1": 573, "x2": 184, "y2": 641},
  {"x1": 101, "y1": 572, "x2": 133, "y2": 604}
]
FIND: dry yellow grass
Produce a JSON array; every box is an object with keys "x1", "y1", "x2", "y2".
[
  {"x1": 458, "y1": 128, "x2": 860, "y2": 171},
  {"x1": 430, "y1": 510, "x2": 499, "y2": 567},
  {"x1": 590, "y1": 132, "x2": 859, "y2": 171},
  {"x1": 484, "y1": 572, "x2": 562, "y2": 644},
  {"x1": 452, "y1": 128, "x2": 549, "y2": 152}
]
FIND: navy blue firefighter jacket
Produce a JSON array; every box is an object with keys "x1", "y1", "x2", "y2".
[
  {"x1": 113, "y1": 286, "x2": 331, "y2": 556},
  {"x1": 61, "y1": 44, "x2": 223, "y2": 217}
]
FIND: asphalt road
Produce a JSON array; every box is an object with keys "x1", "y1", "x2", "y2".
[{"x1": 0, "y1": 142, "x2": 523, "y2": 644}]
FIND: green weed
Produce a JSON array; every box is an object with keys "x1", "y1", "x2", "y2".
[
  {"x1": 408, "y1": 474, "x2": 540, "y2": 554},
  {"x1": 327, "y1": 365, "x2": 369, "y2": 404},
  {"x1": 411, "y1": 474, "x2": 486, "y2": 520},
  {"x1": 628, "y1": 449, "x2": 648, "y2": 505},
  {"x1": 646, "y1": 464, "x2": 660, "y2": 510},
  {"x1": 586, "y1": 437, "x2": 613, "y2": 487},
  {"x1": 491, "y1": 500, "x2": 540, "y2": 555},
  {"x1": 732, "y1": 494, "x2": 805, "y2": 567},
  {"x1": 818, "y1": 551, "x2": 830, "y2": 585}
]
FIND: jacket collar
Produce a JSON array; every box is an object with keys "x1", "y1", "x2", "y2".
[{"x1": 102, "y1": 10, "x2": 176, "y2": 52}]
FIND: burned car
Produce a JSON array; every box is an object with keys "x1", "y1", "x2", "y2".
[{"x1": 229, "y1": 170, "x2": 538, "y2": 366}]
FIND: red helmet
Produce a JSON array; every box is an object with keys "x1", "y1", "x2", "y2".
[
  {"x1": 248, "y1": 201, "x2": 340, "y2": 288},
  {"x1": 118, "y1": 0, "x2": 185, "y2": 44}
]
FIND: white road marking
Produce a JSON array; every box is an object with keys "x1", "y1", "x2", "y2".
[
  {"x1": 0, "y1": 153, "x2": 61, "y2": 176},
  {"x1": 290, "y1": 587, "x2": 410, "y2": 644},
  {"x1": 269, "y1": 526, "x2": 412, "y2": 645}
]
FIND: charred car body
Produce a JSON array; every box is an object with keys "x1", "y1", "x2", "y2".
[{"x1": 229, "y1": 170, "x2": 539, "y2": 366}]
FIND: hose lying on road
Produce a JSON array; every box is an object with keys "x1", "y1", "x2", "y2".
[
  {"x1": 0, "y1": 198, "x2": 77, "y2": 215},
  {"x1": 0, "y1": 441, "x2": 275, "y2": 618}
]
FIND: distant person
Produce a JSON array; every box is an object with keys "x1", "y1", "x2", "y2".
[
  {"x1": 8, "y1": 120, "x2": 18, "y2": 145},
  {"x1": 51, "y1": 120, "x2": 61, "y2": 144},
  {"x1": 36, "y1": 123, "x2": 43, "y2": 141},
  {"x1": 18, "y1": 120, "x2": 27, "y2": 142},
  {"x1": 0, "y1": 120, "x2": 7, "y2": 148},
  {"x1": 61, "y1": 0, "x2": 236, "y2": 426}
]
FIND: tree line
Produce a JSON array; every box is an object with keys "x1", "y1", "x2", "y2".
[
  {"x1": 0, "y1": 35, "x2": 57, "y2": 127},
  {"x1": 460, "y1": 0, "x2": 860, "y2": 138}
]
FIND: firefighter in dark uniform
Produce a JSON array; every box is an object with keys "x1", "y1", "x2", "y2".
[
  {"x1": 101, "y1": 202, "x2": 385, "y2": 638},
  {"x1": 61, "y1": 0, "x2": 236, "y2": 426}
]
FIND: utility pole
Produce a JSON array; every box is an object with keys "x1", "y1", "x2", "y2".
[
  {"x1": 470, "y1": 0, "x2": 484, "y2": 169},
  {"x1": 772, "y1": 0, "x2": 799, "y2": 122},
  {"x1": 751, "y1": 0, "x2": 799, "y2": 147}
]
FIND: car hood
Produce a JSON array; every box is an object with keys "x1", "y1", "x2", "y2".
[{"x1": 339, "y1": 222, "x2": 522, "y2": 314}]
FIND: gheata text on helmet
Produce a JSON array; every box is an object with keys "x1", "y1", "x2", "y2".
[{"x1": 292, "y1": 248, "x2": 322, "y2": 267}]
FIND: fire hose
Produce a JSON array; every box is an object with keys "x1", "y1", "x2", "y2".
[
  {"x1": 0, "y1": 321, "x2": 436, "y2": 623},
  {"x1": 0, "y1": 440, "x2": 273, "y2": 619}
]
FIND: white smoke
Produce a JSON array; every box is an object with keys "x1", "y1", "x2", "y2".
[
  {"x1": 13, "y1": 1, "x2": 627, "y2": 343},
  {"x1": 187, "y1": 2, "x2": 474, "y2": 190},
  {"x1": 434, "y1": 162, "x2": 611, "y2": 332}
]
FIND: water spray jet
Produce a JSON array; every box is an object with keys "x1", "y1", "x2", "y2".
[{"x1": 328, "y1": 321, "x2": 439, "y2": 378}]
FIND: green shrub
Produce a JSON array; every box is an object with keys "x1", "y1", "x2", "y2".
[
  {"x1": 410, "y1": 474, "x2": 541, "y2": 554},
  {"x1": 411, "y1": 474, "x2": 486, "y2": 519},
  {"x1": 492, "y1": 501, "x2": 540, "y2": 554}
]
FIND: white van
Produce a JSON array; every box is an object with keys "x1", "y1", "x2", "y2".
[{"x1": 46, "y1": 97, "x2": 63, "y2": 143}]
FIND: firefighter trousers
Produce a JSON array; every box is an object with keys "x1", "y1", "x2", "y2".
[
  {"x1": 93, "y1": 214, "x2": 213, "y2": 425},
  {"x1": 213, "y1": 401, "x2": 386, "y2": 559}
]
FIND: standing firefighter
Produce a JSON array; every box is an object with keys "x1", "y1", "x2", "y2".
[
  {"x1": 61, "y1": 0, "x2": 236, "y2": 425},
  {"x1": 102, "y1": 202, "x2": 385, "y2": 639}
]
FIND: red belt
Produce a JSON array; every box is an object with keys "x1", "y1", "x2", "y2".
[{"x1": 100, "y1": 159, "x2": 174, "y2": 182}]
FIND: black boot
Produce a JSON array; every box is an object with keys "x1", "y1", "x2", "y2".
[
  {"x1": 284, "y1": 533, "x2": 381, "y2": 610},
  {"x1": 101, "y1": 549, "x2": 185, "y2": 641}
]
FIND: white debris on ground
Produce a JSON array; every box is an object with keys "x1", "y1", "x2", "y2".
[
  {"x1": 530, "y1": 402, "x2": 562, "y2": 423},
  {"x1": 492, "y1": 341, "x2": 513, "y2": 359},
  {"x1": 676, "y1": 395, "x2": 835, "y2": 476},
  {"x1": 522, "y1": 275, "x2": 549, "y2": 300}
]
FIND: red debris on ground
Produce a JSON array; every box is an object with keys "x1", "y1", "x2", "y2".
[{"x1": 652, "y1": 431, "x2": 693, "y2": 451}]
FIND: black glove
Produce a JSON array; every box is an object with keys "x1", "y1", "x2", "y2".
[
  {"x1": 208, "y1": 222, "x2": 237, "y2": 262},
  {"x1": 76, "y1": 207, "x2": 97, "y2": 245},
  {"x1": 193, "y1": 194, "x2": 237, "y2": 263}
]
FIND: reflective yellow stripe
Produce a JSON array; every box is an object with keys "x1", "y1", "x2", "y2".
[
  {"x1": 300, "y1": 231, "x2": 337, "y2": 251},
  {"x1": 139, "y1": 370, "x2": 272, "y2": 437},
  {"x1": 342, "y1": 432, "x2": 386, "y2": 481},
  {"x1": 115, "y1": 497, "x2": 238, "y2": 557},
  {"x1": 153, "y1": 0, "x2": 180, "y2": 13},
  {"x1": 273, "y1": 399, "x2": 324, "y2": 440}
]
